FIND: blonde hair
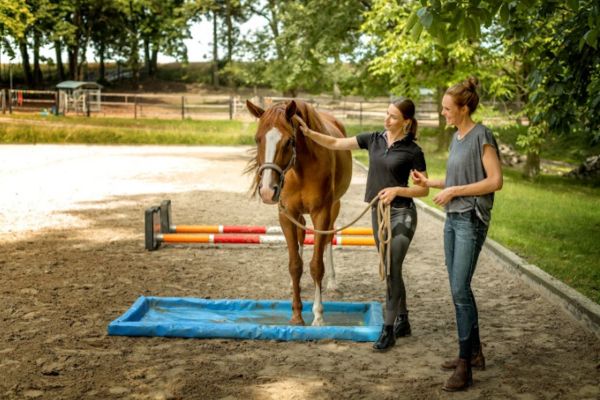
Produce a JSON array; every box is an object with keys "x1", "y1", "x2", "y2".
[{"x1": 446, "y1": 77, "x2": 480, "y2": 115}]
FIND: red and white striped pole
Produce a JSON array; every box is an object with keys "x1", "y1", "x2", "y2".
[
  {"x1": 171, "y1": 224, "x2": 373, "y2": 236},
  {"x1": 157, "y1": 233, "x2": 375, "y2": 246}
]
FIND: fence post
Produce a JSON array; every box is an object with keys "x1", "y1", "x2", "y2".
[
  {"x1": 86, "y1": 94, "x2": 90, "y2": 117},
  {"x1": 181, "y1": 96, "x2": 185, "y2": 120},
  {"x1": 134, "y1": 95, "x2": 138, "y2": 119},
  {"x1": 229, "y1": 95, "x2": 233, "y2": 120},
  {"x1": 8, "y1": 89, "x2": 12, "y2": 114},
  {"x1": 1, "y1": 90, "x2": 5, "y2": 114}
]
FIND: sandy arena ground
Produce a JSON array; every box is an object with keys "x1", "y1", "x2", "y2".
[{"x1": 0, "y1": 144, "x2": 598, "y2": 400}]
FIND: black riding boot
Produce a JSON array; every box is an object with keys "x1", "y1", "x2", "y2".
[
  {"x1": 393, "y1": 312, "x2": 411, "y2": 338},
  {"x1": 373, "y1": 325, "x2": 395, "y2": 352}
]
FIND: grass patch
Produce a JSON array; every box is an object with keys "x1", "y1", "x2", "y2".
[{"x1": 0, "y1": 115, "x2": 257, "y2": 145}]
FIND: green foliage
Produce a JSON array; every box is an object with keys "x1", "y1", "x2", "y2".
[
  {"x1": 361, "y1": 0, "x2": 515, "y2": 151},
  {"x1": 0, "y1": 0, "x2": 34, "y2": 41},
  {"x1": 413, "y1": 0, "x2": 600, "y2": 167},
  {"x1": 240, "y1": 0, "x2": 369, "y2": 95}
]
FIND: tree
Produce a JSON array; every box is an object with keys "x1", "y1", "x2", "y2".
[
  {"x1": 138, "y1": 0, "x2": 189, "y2": 78},
  {"x1": 0, "y1": 0, "x2": 33, "y2": 40},
  {"x1": 362, "y1": 0, "x2": 512, "y2": 150},
  {"x1": 0, "y1": 0, "x2": 34, "y2": 85},
  {"x1": 407, "y1": 0, "x2": 600, "y2": 177},
  {"x1": 188, "y1": 0, "x2": 248, "y2": 87},
  {"x1": 243, "y1": 0, "x2": 369, "y2": 96}
]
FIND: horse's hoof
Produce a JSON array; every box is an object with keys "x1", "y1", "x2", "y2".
[
  {"x1": 289, "y1": 316, "x2": 305, "y2": 326},
  {"x1": 312, "y1": 318, "x2": 325, "y2": 327}
]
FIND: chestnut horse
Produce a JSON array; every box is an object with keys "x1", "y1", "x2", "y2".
[{"x1": 246, "y1": 99, "x2": 353, "y2": 325}]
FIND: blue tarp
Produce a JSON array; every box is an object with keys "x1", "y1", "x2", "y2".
[{"x1": 108, "y1": 296, "x2": 383, "y2": 342}]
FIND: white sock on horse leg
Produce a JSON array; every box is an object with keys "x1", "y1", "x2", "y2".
[{"x1": 312, "y1": 284, "x2": 324, "y2": 326}]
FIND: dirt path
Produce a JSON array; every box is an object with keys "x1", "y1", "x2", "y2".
[{"x1": 0, "y1": 145, "x2": 598, "y2": 400}]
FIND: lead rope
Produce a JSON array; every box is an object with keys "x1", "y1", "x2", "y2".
[
  {"x1": 376, "y1": 199, "x2": 392, "y2": 281},
  {"x1": 278, "y1": 196, "x2": 391, "y2": 281}
]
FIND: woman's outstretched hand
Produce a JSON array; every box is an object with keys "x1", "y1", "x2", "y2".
[{"x1": 410, "y1": 169, "x2": 428, "y2": 187}]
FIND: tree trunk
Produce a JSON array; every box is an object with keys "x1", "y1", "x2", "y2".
[
  {"x1": 226, "y1": 10, "x2": 233, "y2": 62},
  {"x1": 151, "y1": 47, "x2": 158, "y2": 77},
  {"x1": 523, "y1": 151, "x2": 540, "y2": 178},
  {"x1": 212, "y1": 10, "x2": 219, "y2": 87},
  {"x1": 55, "y1": 41, "x2": 65, "y2": 81},
  {"x1": 68, "y1": 47, "x2": 78, "y2": 80},
  {"x1": 435, "y1": 85, "x2": 451, "y2": 151},
  {"x1": 130, "y1": 37, "x2": 140, "y2": 84},
  {"x1": 19, "y1": 38, "x2": 34, "y2": 86},
  {"x1": 77, "y1": 47, "x2": 87, "y2": 81},
  {"x1": 144, "y1": 37, "x2": 151, "y2": 76},
  {"x1": 128, "y1": 0, "x2": 140, "y2": 85},
  {"x1": 267, "y1": 0, "x2": 282, "y2": 60},
  {"x1": 33, "y1": 31, "x2": 43, "y2": 85},
  {"x1": 99, "y1": 41, "x2": 106, "y2": 82}
]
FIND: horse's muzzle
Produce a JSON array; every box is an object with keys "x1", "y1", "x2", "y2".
[{"x1": 259, "y1": 183, "x2": 280, "y2": 204}]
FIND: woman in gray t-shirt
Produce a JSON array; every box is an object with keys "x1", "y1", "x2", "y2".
[{"x1": 412, "y1": 77, "x2": 503, "y2": 392}]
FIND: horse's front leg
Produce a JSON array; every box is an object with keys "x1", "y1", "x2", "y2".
[
  {"x1": 309, "y1": 208, "x2": 332, "y2": 326},
  {"x1": 279, "y1": 211, "x2": 304, "y2": 325}
]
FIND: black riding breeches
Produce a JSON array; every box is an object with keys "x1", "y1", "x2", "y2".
[{"x1": 371, "y1": 205, "x2": 417, "y2": 325}]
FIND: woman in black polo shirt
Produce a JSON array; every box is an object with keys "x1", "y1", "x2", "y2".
[{"x1": 298, "y1": 99, "x2": 429, "y2": 351}]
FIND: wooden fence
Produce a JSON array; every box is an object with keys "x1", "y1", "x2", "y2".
[{"x1": 1, "y1": 90, "x2": 514, "y2": 127}]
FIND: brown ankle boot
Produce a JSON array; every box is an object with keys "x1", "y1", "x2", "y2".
[
  {"x1": 441, "y1": 348, "x2": 485, "y2": 370},
  {"x1": 442, "y1": 358, "x2": 473, "y2": 392}
]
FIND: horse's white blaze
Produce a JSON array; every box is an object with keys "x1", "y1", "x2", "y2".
[
  {"x1": 312, "y1": 283, "x2": 324, "y2": 326},
  {"x1": 324, "y1": 243, "x2": 338, "y2": 291},
  {"x1": 262, "y1": 128, "x2": 282, "y2": 187}
]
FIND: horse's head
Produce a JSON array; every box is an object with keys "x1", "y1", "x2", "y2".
[{"x1": 246, "y1": 99, "x2": 299, "y2": 204}]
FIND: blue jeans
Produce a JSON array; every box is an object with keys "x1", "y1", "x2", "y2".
[{"x1": 444, "y1": 211, "x2": 488, "y2": 355}]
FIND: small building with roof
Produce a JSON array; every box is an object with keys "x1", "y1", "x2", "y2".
[{"x1": 56, "y1": 81, "x2": 103, "y2": 115}]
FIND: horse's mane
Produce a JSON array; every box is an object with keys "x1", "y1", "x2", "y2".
[{"x1": 244, "y1": 100, "x2": 338, "y2": 197}]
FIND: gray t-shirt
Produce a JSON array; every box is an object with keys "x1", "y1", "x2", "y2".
[{"x1": 445, "y1": 124, "x2": 500, "y2": 224}]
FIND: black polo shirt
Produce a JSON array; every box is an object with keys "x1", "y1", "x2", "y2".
[{"x1": 356, "y1": 131, "x2": 427, "y2": 208}]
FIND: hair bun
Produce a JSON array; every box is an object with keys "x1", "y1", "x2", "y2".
[{"x1": 465, "y1": 76, "x2": 479, "y2": 91}]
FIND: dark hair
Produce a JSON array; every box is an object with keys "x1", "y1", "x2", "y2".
[
  {"x1": 446, "y1": 76, "x2": 480, "y2": 115},
  {"x1": 392, "y1": 99, "x2": 418, "y2": 141}
]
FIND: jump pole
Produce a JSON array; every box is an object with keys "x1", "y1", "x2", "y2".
[
  {"x1": 158, "y1": 233, "x2": 375, "y2": 246},
  {"x1": 145, "y1": 205, "x2": 374, "y2": 250},
  {"x1": 172, "y1": 225, "x2": 373, "y2": 236},
  {"x1": 158, "y1": 200, "x2": 373, "y2": 235}
]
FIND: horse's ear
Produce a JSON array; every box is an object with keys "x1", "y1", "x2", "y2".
[
  {"x1": 285, "y1": 100, "x2": 297, "y2": 122},
  {"x1": 246, "y1": 100, "x2": 264, "y2": 118}
]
